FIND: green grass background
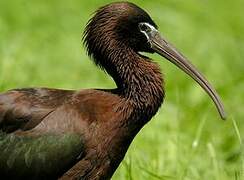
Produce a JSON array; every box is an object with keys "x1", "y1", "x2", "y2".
[{"x1": 0, "y1": 0, "x2": 243, "y2": 179}]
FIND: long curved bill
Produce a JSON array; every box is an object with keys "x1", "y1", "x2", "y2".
[{"x1": 144, "y1": 24, "x2": 226, "y2": 120}]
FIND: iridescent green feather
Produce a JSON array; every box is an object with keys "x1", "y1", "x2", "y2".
[{"x1": 0, "y1": 132, "x2": 84, "y2": 179}]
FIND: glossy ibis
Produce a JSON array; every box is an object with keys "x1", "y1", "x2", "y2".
[{"x1": 0, "y1": 2, "x2": 226, "y2": 179}]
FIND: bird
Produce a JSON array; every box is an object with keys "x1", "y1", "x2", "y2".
[{"x1": 0, "y1": 2, "x2": 226, "y2": 180}]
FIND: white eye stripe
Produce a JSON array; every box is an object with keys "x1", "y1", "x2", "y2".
[
  {"x1": 139, "y1": 22, "x2": 157, "y2": 32},
  {"x1": 145, "y1": 22, "x2": 157, "y2": 31},
  {"x1": 139, "y1": 22, "x2": 157, "y2": 42}
]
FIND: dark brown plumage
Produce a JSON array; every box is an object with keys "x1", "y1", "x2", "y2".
[{"x1": 0, "y1": 2, "x2": 225, "y2": 180}]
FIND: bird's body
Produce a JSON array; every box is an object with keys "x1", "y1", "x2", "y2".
[
  {"x1": 0, "y1": 2, "x2": 225, "y2": 180},
  {"x1": 0, "y1": 70, "x2": 163, "y2": 179},
  {"x1": 0, "y1": 55, "x2": 163, "y2": 179}
]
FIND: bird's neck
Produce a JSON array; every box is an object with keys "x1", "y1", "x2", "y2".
[
  {"x1": 91, "y1": 48, "x2": 165, "y2": 179},
  {"x1": 102, "y1": 47, "x2": 165, "y2": 123}
]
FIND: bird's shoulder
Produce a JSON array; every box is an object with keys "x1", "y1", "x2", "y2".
[
  {"x1": 0, "y1": 87, "x2": 73, "y2": 133},
  {"x1": 0, "y1": 88, "x2": 125, "y2": 133}
]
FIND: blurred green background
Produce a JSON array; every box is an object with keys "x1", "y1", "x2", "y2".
[{"x1": 0, "y1": 0, "x2": 243, "y2": 179}]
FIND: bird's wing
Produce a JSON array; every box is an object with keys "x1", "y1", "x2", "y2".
[
  {"x1": 0, "y1": 88, "x2": 73, "y2": 133},
  {"x1": 0, "y1": 88, "x2": 87, "y2": 179}
]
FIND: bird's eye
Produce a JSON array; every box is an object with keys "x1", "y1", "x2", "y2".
[{"x1": 139, "y1": 23, "x2": 151, "y2": 33}]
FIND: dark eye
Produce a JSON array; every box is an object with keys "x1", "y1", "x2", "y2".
[{"x1": 139, "y1": 23, "x2": 151, "y2": 33}]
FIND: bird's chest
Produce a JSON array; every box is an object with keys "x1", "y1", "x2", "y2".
[{"x1": 79, "y1": 116, "x2": 142, "y2": 179}]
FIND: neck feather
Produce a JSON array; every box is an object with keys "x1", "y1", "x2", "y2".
[
  {"x1": 84, "y1": 22, "x2": 164, "y2": 119},
  {"x1": 94, "y1": 43, "x2": 165, "y2": 120}
]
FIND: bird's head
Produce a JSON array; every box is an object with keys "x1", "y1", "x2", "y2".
[
  {"x1": 84, "y1": 2, "x2": 157, "y2": 55},
  {"x1": 83, "y1": 2, "x2": 226, "y2": 120}
]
